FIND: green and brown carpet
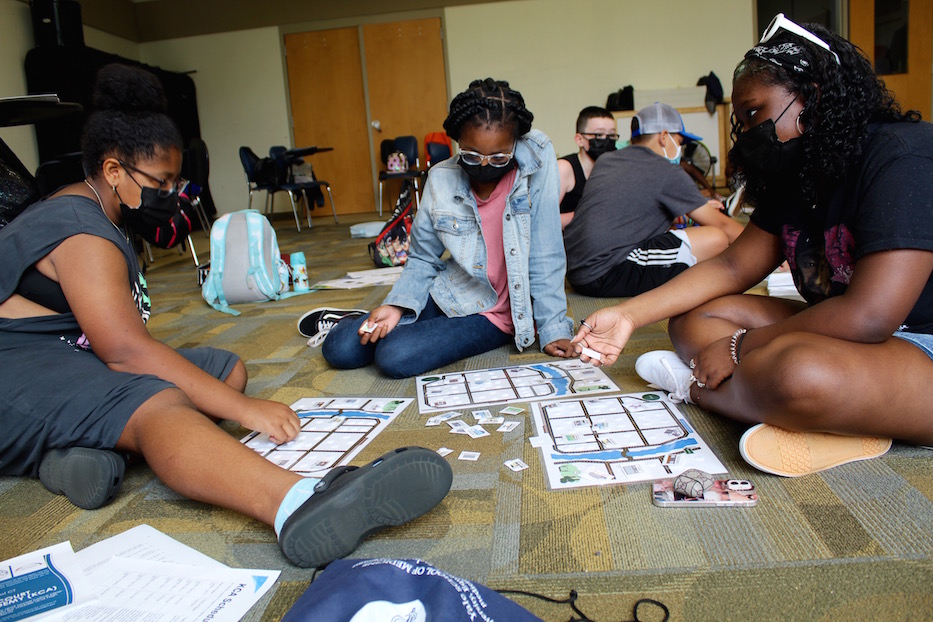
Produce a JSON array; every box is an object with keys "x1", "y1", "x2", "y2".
[{"x1": 2, "y1": 213, "x2": 932, "y2": 621}]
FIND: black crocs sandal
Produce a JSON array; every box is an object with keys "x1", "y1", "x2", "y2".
[
  {"x1": 38, "y1": 448, "x2": 126, "y2": 510},
  {"x1": 279, "y1": 446, "x2": 453, "y2": 568}
]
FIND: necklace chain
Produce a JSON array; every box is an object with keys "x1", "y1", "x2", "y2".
[{"x1": 84, "y1": 179, "x2": 128, "y2": 242}]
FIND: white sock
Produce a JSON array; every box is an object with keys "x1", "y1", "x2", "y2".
[{"x1": 274, "y1": 477, "x2": 320, "y2": 537}]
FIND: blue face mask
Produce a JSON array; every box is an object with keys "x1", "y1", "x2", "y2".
[{"x1": 663, "y1": 134, "x2": 682, "y2": 165}]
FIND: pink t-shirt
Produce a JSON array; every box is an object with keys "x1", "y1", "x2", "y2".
[{"x1": 474, "y1": 168, "x2": 517, "y2": 335}]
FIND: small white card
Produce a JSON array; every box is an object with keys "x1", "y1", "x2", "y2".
[
  {"x1": 458, "y1": 451, "x2": 481, "y2": 461},
  {"x1": 471, "y1": 409, "x2": 492, "y2": 421},
  {"x1": 500, "y1": 406, "x2": 524, "y2": 415},
  {"x1": 426, "y1": 411, "x2": 462, "y2": 426},
  {"x1": 437, "y1": 447, "x2": 453, "y2": 457},
  {"x1": 505, "y1": 458, "x2": 529, "y2": 472},
  {"x1": 466, "y1": 424, "x2": 490, "y2": 439},
  {"x1": 448, "y1": 420, "x2": 471, "y2": 434},
  {"x1": 497, "y1": 421, "x2": 521, "y2": 433},
  {"x1": 579, "y1": 346, "x2": 602, "y2": 361},
  {"x1": 529, "y1": 436, "x2": 549, "y2": 448},
  {"x1": 476, "y1": 416, "x2": 505, "y2": 425}
]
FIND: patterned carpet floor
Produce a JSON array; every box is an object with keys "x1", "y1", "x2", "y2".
[{"x1": 2, "y1": 211, "x2": 933, "y2": 621}]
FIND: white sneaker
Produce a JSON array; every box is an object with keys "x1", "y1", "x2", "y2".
[{"x1": 635, "y1": 350, "x2": 695, "y2": 403}]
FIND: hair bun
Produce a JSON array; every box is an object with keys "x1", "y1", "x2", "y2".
[{"x1": 92, "y1": 63, "x2": 167, "y2": 114}]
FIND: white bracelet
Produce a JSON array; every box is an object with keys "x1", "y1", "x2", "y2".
[{"x1": 730, "y1": 328, "x2": 747, "y2": 366}]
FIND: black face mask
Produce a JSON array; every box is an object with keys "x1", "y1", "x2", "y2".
[
  {"x1": 730, "y1": 118, "x2": 804, "y2": 186},
  {"x1": 458, "y1": 157, "x2": 517, "y2": 185},
  {"x1": 585, "y1": 137, "x2": 617, "y2": 161},
  {"x1": 120, "y1": 186, "x2": 183, "y2": 247}
]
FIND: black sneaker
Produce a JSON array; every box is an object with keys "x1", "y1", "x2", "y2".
[
  {"x1": 278, "y1": 447, "x2": 453, "y2": 568},
  {"x1": 38, "y1": 447, "x2": 125, "y2": 510},
  {"x1": 297, "y1": 307, "x2": 367, "y2": 346}
]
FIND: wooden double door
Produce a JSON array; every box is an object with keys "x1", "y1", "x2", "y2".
[{"x1": 284, "y1": 18, "x2": 449, "y2": 216}]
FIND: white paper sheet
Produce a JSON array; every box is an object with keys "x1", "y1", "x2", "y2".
[
  {"x1": 2, "y1": 525, "x2": 279, "y2": 622},
  {"x1": 0, "y1": 542, "x2": 97, "y2": 622}
]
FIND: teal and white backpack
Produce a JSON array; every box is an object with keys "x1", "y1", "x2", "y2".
[{"x1": 201, "y1": 209, "x2": 290, "y2": 315}]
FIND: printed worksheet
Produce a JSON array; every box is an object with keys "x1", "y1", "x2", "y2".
[
  {"x1": 415, "y1": 360, "x2": 620, "y2": 414},
  {"x1": 241, "y1": 397, "x2": 411, "y2": 476},
  {"x1": 530, "y1": 392, "x2": 727, "y2": 489}
]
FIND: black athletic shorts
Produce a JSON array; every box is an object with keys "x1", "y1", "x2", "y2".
[
  {"x1": 571, "y1": 230, "x2": 697, "y2": 298},
  {"x1": 0, "y1": 321, "x2": 239, "y2": 476}
]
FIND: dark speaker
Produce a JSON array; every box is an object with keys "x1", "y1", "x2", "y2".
[{"x1": 31, "y1": 0, "x2": 85, "y2": 48}]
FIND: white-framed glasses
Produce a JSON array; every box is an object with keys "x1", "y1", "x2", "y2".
[
  {"x1": 760, "y1": 13, "x2": 841, "y2": 65},
  {"x1": 459, "y1": 147, "x2": 515, "y2": 167}
]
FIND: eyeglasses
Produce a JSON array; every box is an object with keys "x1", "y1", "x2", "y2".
[
  {"x1": 580, "y1": 132, "x2": 620, "y2": 141},
  {"x1": 119, "y1": 160, "x2": 187, "y2": 197},
  {"x1": 459, "y1": 147, "x2": 515, "y2": 168},
  {"x1": 760, "y1": 12, "x2": 841, "y2": 65}
]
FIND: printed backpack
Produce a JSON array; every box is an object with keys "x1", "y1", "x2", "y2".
[
  {"x1": 368, "y1": 180, "x2": 414, "y2": 268},
  {"x1": 386, "y1": 151, "x2": 408, "y2": 172},
  {"x1": 201, "y1": 209, "x2": 289, "y2": 315}
]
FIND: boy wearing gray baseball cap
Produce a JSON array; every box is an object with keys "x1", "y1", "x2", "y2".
[{"x1": 564, "y1": 102, "x2": 743, "y2": 297}]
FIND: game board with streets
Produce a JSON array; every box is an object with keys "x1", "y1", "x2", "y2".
[
  {"x1": 241, "y1": 397, "x2": 412, "y2": 476},
  {"x1": 530, "y1": 392, "x2": 726, "y2": 489},
  {"x1": 415, "y1": 360, "x2": 620, "y2": 413}
]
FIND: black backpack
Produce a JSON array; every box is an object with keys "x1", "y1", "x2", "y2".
[
  {"x1": 0, "y1": 138, "x2": 41, "y2": 230},
  {"x1": 606, "y1": 85, "x2": 634, "y2": 111}
]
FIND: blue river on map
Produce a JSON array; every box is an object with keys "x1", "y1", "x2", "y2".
[
  {"x1": 549, "y1": 438, "x2": 698, "y2": 461},
  {"x1": 527, "y1": 364, "x2": 570, "y2": 394},
  {"x1": 296, "y1": 410, "x2": 391, "y2": 420}
]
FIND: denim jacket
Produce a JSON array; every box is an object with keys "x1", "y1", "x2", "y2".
[{"x1": 384, "y1": 129, "x2": 574, "y2": 351}]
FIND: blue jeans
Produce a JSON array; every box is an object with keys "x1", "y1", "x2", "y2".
[
  {"x1": 321, "y1": 298, "x2": 512, "y2": 378},
  {"x1": 893, "y1": 330, "x2": 933, "y2": 360}
]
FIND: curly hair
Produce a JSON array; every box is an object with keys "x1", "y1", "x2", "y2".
[
  {"x1": 730, "y1": 23, "x2": 920, "y2": 208},
  {"x1": 81, "y1": 64, "x2": 183, "y2": 176},
  {"x1": 443, "y1": 78, "x2": 534, "y2": 141}
]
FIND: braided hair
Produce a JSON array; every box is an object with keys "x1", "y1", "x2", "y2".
[
  {"x1": 443, "y1": 78, "x2": 534, "y2": 141},
  {"x1": 81, "y1": 64, "x2": 183, "y2": 176},
  {"x1": 730, "y1": 23, "x2": 919, "y2": 209}
]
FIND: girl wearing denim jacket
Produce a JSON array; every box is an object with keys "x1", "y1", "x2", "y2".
[{"x1": 323, "y1": 78, "x2": 575, "y2": 378}]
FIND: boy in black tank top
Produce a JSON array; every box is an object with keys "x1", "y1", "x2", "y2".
[{"x1": 557, "y1": 106, "x2": 617, "y2": 229}]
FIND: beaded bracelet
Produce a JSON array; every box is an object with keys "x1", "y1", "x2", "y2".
[{"x1": 730, "y1": 328, "x2": 747, "y2": 366}]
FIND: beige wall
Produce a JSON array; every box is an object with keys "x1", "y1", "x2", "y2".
[
  {"x1": 3, "y1": 0, "x2": 755, "y2": 216},
  {"x1": 141, "y1": 29, "x2": 293, "y2": 216},
  {"x1": 84, "y1": 26, "x2": 141, "y2": 61},
  {"x1": 445, "y1": 0, "x2": 755, "y2": 158}
]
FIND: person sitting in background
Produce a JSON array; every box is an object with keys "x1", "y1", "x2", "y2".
[
  {"x1": 320, "y1": 78, "x2": 575, "y2": 378},
  {"x1": 558, "y1": 105, "x2": 618, "y2": 228},
  {"x1": 563, "y1": 102, "x2": 744, "y2": 298},
  {"x1": 0, "y1": 63, "x2": 451, "y2": 568},
  {"x1": 573, "y1": 15, "x2": 933, "y2": 477}
]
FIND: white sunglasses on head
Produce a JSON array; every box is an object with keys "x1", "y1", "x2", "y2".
[{"x1": 760, "y1": 13, "x2": 841, "y2": 65}]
